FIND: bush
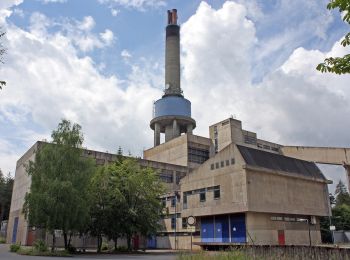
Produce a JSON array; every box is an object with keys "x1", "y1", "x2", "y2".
[
  {"x1": 0, "y1": 237, "x2": 6, "y2": 243},
  {"x1": 67, "y1": 244, "x2": 76, "y2": 254},
  {"x1": 115, "y1": 245, "x2": 128, "y2": 252},
  {"x1": 9, "y1": 243, "x2": 21, "y2": 252},
  {"x1": 101, "y1": 241, "x2": 109, "y2": 251},
  {"x1": 33, "y1": 239, "x2": 48, "y2": 252}
]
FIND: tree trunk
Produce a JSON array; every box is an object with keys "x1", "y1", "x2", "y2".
[
  {"x1": 63, "y1": 231, "x2": 68, "y2": 249},
  {"x1": 114, "y1": 237, "x2": 118, "y2": 251},
  {"x1": 51, "y1": 232, "x2": 56, "y2": 252},
  {"x1": 68, "y1": 232, "x2": 73, "y2": 247},
  {"x1": 97, "y1": 234, "x2": 102, "y2": 253},
  {"x1": 127, "y1": 234, "x2": 131, "y2": 251}
]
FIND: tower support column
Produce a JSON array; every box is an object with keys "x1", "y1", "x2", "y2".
[
  {"x1": 187, "y1": 124, "x2": 193, "y2": 134},
  {"x1": 154, "y1": 123, "x2": 160, "y2": 147},
  {"x1": 344, "y1": 164, "x2": 350, "y2": 191},
  {"x1": 173, "y1": 119, "x2": 180, "y2": 138}
]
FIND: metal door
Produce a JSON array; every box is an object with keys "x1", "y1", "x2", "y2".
[
  {"x1": 230, "y1": 214, "x2": 246, "y2": 243},
  {"x1": 201, "y1": 216, "x2": 214, "y2": 242},
  {"x1": 215, "y1": 215, "x2": 230, "y2": 242},
  {"x1": 278, "y1": 230, "x2": 285, "y2": 245}
]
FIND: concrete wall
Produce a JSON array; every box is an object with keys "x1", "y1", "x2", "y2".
[
  {"x1": 143, "y1": 134, "x2": 212, "y2": 169},
  {"x1": 246, "y1": 212, "x2": 321, "y2": 245},
  {"x1": 246, "y1": 167, "x2": 330, "y2": 216},
  {"x1": 181, "y1": 144, "x2": 248, "y2": 218},
  {"x1": 6, "y1": 142, "x2": 38, "y2": 244}
]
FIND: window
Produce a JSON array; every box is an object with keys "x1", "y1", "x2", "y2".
[
  {"x1": 226, "y1": 160, "x2": 229, "y2": 166},
  {"x1": 171, "y1": 217, "x2": 176, "y2": 229},
  {"x1": 214, "y1": 186, "x2": 220, "y2": 199},
  {"x1": 211, "y1": 164, "x2": 214, "y2": 170},
  {"x1": 220, "y1": 161, "x2": 224, "y2": 167},
  {"x1": 199, "y1": 189, "x2": 206, "y2": 202},
  {"x1": 215, "y1": 162, "x2": 219, "y2": 169},
  {"x1": 171, "y1": 197, "x2": 176, "y2": 207},
  {"x1": 231, "y1": 158, "x2": 235, "y2": 165},
  {"x1": 183, "y1": 193, "x2": 187, "y2": 209},
  {"x1": 182, "y1": 218, "x2": 187, "y2": 229},
  {"x1": 161, "y1": 198, "x2": 166, "y2": 208},
  {"x1": 188, "y1": 147, "x2": 209, "y2": 164}
]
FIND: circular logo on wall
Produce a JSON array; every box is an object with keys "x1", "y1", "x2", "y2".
[{"x1": 187, "y1": 216, "x2": 196, "y2": 226}]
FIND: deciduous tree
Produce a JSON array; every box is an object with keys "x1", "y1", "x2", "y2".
[
  {"x1": 23, "y1": 119, "x2": 95, "y2": 251},
  {"x1": 317, "y1": 0, "x2": 350, "y2": 74}
]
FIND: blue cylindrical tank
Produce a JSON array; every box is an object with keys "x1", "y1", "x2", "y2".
[{"x1": 153, "y1": 96, "x2": 191, "y2": 118}]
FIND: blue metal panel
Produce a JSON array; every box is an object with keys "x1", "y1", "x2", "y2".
[
  {"x1": 147, "y1": 236, "x2": 157, "y2": 248},
  {"x1": 12, "y1": 217, "x2": 19, "y2": 244},
  {"x1": 153, "y1": 96, "x2": 191, "y2": 118},
  {"x1": 230, "y1": 214, "x2": 246, "y2": 243},
  {"x1": 215, "y1": 215, "x2": 230, "y2": 242},
  {"x1": 201, "y1": 216, "x2": 214, "y2": 242}
]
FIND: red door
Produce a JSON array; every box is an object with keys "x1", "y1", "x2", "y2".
[
  {"x1": 27, "y1": 230, "x2": 35, "y2": 246},
  {"x1": 133, "y1": 235, "x2": 139, "y2": 250},
  {"x1": 278, "y1": 230, "x2": 285, "y2": 245}
]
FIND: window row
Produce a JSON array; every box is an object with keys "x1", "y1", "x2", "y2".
[
  {"x1": 210, "y1": 158, "x2": 235, "y2": 170},
  {"x1": 183, "y1": 186, "x2": 220, "y2": 208}
]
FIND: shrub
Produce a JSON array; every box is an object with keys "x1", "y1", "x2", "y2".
[
  {"x1": 67, "y1": 244, "x2": 76, "y2": 254},
  {"x1": 33, "y1": 239, "x2": 48, "y2": 252},
  {"x1": 0, "y1": 237, "x2": 6, "y2": 244},
  {"x1": 9, "y1": 243, "x2": 21, "y2": 252},
  {"x1": 101, "y1": 241, "x2": 109, "y2": 251},
  {"x1": 115, "y1": 245, "x2": 128, "y2": 252}
]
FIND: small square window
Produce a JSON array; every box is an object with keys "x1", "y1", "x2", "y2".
[
  {"x1": 231, "y1": 158, "x2": 235, "y2": 165},
  {"x1": 220, "y1": 161, "x2": 224, "y2": 167},
  {"x1": 215, "y1": 162, "x2": 219, "y2": 169},
  {"x1": 226, "y1": 160, "x2": 229, "y2": 166},
  {"x1": 171, "y1": 197, "x2": 176, "y2": 207},
  {"x1": 211, "y1": 164, "x2": 214, "y2": 170}
]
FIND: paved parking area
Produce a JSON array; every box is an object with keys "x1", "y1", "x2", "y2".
[{"x1": 0, "y1": 244, "x2": 177, "y2": 260}]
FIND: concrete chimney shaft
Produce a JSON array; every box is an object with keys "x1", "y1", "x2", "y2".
[{"x1": 164, "y1": 9, "x2": 181, "y2": 96}]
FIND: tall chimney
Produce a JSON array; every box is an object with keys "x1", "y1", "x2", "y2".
[{"x1": 164, "y1": 9, "x2": 181, "y2": 96}]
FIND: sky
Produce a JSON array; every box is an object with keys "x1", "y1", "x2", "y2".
[{"x1": 0, "y1": 0, "x2": 349, "y2": 193}]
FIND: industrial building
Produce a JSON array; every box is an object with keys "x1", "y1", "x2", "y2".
[{"x1": 6, "y1": 9, "x2": 350, "y2": 249}]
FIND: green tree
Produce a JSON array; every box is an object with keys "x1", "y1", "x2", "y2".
[
  {"x1": 88, "y1": 166, "x2": 117, "y2": 252},
  {"x1": 335, "y1": 180, "x2": 350, "y2": 206},
  {"x1": 0, "y1": 30, "x2": 6, "y2": 89},
  {"x1": 332, "y1": 204, "x2": 350, "y2": 230},
  {"x1": 112, "y1": 159, "x2": 164, "y2": 250},
  {"x1": 0, "y1": 170, "x2": 14, "y2": 222},
  {"x1": 317, "y1": 0, "x2": 350, "y2": 74},
  {"x1": 23, "y1": 119, "x2": 95, "y2": 252}
]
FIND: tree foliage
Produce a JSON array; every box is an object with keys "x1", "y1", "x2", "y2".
[
  {"x1": 23, "y1": 119, "x2": 95, "y2": 251},
  {"x1": 0, "y1": 170, "x2": 14, "y2": 222},
  {"x1": 317, "y1": 0, "x2": 350, "y2": 74},
  {"x1": 89, "y1": 158, "x2": 164, "y2": 251},
  {"x1": 334, "y1": 180, "x2": 350, "y2": 206}
]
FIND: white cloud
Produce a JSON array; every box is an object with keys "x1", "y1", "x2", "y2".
[
  {"x1": 121, "y1": 49, "x2": 131, "y2": 59},
  {"x1": 111, "y1": 8, "x2": 119, "y2": 16},
  {"x1": 98, "y1": 0, "x2": 165, "y2": 11},
  {"x1": 180, "y1": 1, "x2": 350, "y2": 190},
  {"x1": 100, "y1": 29, "x2": 114, "y2": 46}
]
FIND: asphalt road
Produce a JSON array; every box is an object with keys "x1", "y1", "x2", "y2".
[{"x1": 0, "y1": 244, "x2": 178, "y2": 260}]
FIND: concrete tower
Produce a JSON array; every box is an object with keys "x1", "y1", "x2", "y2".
[{"x1": 150, "y1": 9, "x2": 196, "y2": 147}]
